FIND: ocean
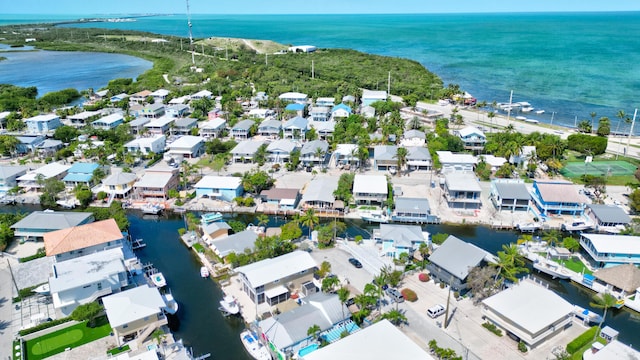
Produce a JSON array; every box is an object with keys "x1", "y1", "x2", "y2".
[{"x1": 42, "y1": 11, "x2": 640, "y2": 132}]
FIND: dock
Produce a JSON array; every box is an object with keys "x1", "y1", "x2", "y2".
[
  {"x1": 132, "y1": 238, "x2": 146, "y2": 250},
  {"x1": 491, "y1": 222, "x2": 515, "y2": 230}
]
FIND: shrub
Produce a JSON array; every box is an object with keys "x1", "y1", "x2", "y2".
[
  {"x1": 482, "y1": 322, "x2": 503, "y2": 336},
  {"x1": 566, "y1": 326, "x2": 598, "y2": 354},
  {"x1": 518, "y1": 341, "x2": 528, "y2": 353},
  {"x1": 18, "y1": 317, "x2": 72, "y2": 336},
  {"x1": 354, "y1": 235, "x2": 363, "y2": 244},
  {"x1": 19, "y1": 247, "x2": 46, "y2": 263},
  {"x1": 401, "y1": 288, "x2": 418, "y2": 302},
  {"x1": 192, "y1": 243, "x2": 205, "y2": 253},
  {"x1": 439, "y1": 282, "x2": 445, "y2": 289},
  {"x1": 418, "y1": 273, "x2": 430, "y2": 282}
]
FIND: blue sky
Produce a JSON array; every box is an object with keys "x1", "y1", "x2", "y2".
[{"x1": 4, "y1": 0, "x2": 640, "y2": 15}]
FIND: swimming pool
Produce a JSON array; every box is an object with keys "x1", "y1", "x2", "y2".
[
  {"x1": 322, "y1": 322, "x2": 360, "y2": 343},
  {"x1": 298, "y1": 343, "x2": 319, "y2": 357}
]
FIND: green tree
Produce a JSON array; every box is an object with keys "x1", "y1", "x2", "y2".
[
  {"x1": 71, "y1": 301, "x2": 103, "y2": 328},
  {"x1": 337, "y1": 286, "x2": 351, "y2": 321},
  {"x1": 280, "y1": 221, "x2": 302, "y2": 241},
  {"x1": 316, "y1": 260, "x2": 332, "y2": 278},
  {"x1": 256, "y1": 214, "x2": 269, "y2": 227},
  {"x1": 333, "y1": 172, "x2": 355, "y2": 204},
  {"x1": 382, "y1": 308, "x2": 407, "y2": 327},
  {"x1": 298, "y1": 208, "x2": 319, "y2": 239},
  {"x1": 322, "y1": 276, "x2": 340, "y2": 293},
  {"x1": 393, "y1": 147, "x2": 408, "y2": 177},
  {"x1": 241, "y1": 169, "x2": 274, "y2": 194},
  {"x1": 493, "y1": 243, "x2": 528, "y2": 282},
  {"x1": 74, "y1": 185, "x2": 93, "y2": 208},
  {"x1": 562, "y1": 237, "x2": 580, "y2": 253},
  {"x1": 0, "y1": 135, "x2": 20, "y2": 156},
  {"x1": 39, "y1": 177, "x2": 65, "y2": 209},
  {"x1": 53, "y1": 125, "x2": 79, "y2": 143},
  {"x1": 542, "y1": 230, "x2": 561, "y2": 247},
  {"x1": 590, "y1": 293, "x2": 618, "y2": 340},
  {"x1": 307, "y1": 324, "x2": 321, "y2": 341},
  {"x1": 597, "y1": 117, "x2": 611, "y2": 137}
]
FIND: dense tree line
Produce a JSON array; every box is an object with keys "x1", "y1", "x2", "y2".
[{"x1": 566, "y1": 134, "x2": 608, "y2": 155}]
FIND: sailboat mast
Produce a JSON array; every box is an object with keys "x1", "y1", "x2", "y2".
[
  {"x1": 186, "y1": 0, "x2": 195, "y2": 65},
  {"x1": 506, "y1": 90, "x2": 513, "y2": 125},
  {"x1": 626, "y1": 108, "x2": 638, "y2": 156}
]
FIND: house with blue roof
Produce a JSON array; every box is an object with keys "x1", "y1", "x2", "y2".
[
  {"x1": 231, "y1": 119, "x2": 255, "y2": 140},
  {"x1": 331, "y1": 103, "x2": 352, "y2": 120},
  {"x1": 285, "y1": 103, "x2": 306, "y2": 117},
  {"x1": 283, "y1": 116, "x2": 308, "y2": 140},
  {"x1": 63, "y1": 162, "x2": 101, "y2": 188},
  {"x1": 16, "y1": 135, "x2": 45, "y2": 154},
  {"x1": 373, "y1": 224, "x2": 429, "y2": 259},
  {"x1": 92, "y1": 113, "x2": 124, "y2": 130}
]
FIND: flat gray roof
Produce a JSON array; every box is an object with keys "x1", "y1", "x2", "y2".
[
  {"x1": 587, "y1": 204, "x2": 632, "y2": 224},
  {"x1": 428, "y1": 235, "x2": 488, "y2": 280},
  {"x1": 11, "y1": 211, "x2": 93, "y2": 230},
  {"x1": 494, "y1": 181, "x2": 530, "y2": 200},
  {"x1": 444, "y1": 172, "x2": 481, "y2": 192},
  {"x1": 301, "y1": 177, "x2": 338, "y2": 204},
  {"x1": 395, "y1": 197, "x2": 430, "y2": 214},
  {"x1": 211, "y1": 230, "x2": 258, "y2": 257}
]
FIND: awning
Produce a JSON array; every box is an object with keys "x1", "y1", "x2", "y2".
[
  {"x1": 264, "y1": 285, "x2": 289, "y2": 299},
  {"x1": 280, "y1": 198, "x2": 296, "y2": 206}
]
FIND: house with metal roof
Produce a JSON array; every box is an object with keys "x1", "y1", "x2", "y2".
[
  {"x1": 436, "y1": 151, "x2": 477, "y2": 173},
  {"x1": 300, "y1": 140, "x2": 329, "y2": 166},
  {"x1": 231, "y1": 119, "x2": 255, "y2": 139},
  {"x1": 406, "y1": 146, "x2": 432, "y2": 171},
  {"x1": 17, "y1": 162, "x2": 71, "y2": 191},
  {"x1": 143, "y1": 115, "x2": 174, "y2": 135},
  {"x1": 279, "y1": 92, "x2": 308, "y2": 104},
  {"x1": 169, "y1": 118, "x2": 197, "y2": 136},
  {"x1": 0, "y1": 165, "x2": 28, "y2": 194},
  {"x1": 167, "y1": 135, "x2": 205, "y2": 158},
  {"x1": 531, "y1": 181, "x2": 586, "y2": 216},
  {"x1": 443, "y1": 172, "x2": 482, "y2": 209},
  {"x1": 110, "y1": 93, "x2": 129, "y2": 103},
  {"x1": 392, "y1": 197, "x2": 437, "y2": 223},
  {"x1": 209, "y1": 230, "x2": 259, "y2": 260},
  {"x1": 283, "y1": 116, "x2": 309, "y2": 140},
  {"x1": 316, "y1": 97, "x2": 335, "y2": 107},
  {"x1": 330, "y1": 103, "x2": 351, "y2": 120},
  {"x1": 124, "y1": 135, "x2": 166, "y2": 155},
  {"x1": 361, "y1": 89, "x2": 387, "y2": 107},
  {"x1": 166, "y1": 103, "x2": 190, "y2": 118},
  {"x1": 585, "y1": 204, "x2": 631, "y2": 233},
  {"x1": 258, "y1": 119, "x2": 282, "y2": 138},
  {"x1": 580, "y1": 233, "x2": 640, "y2": 268},
  {"x1": 92, "y1": 113, "x2": 124, "y2": 130},
  {"x1": 426, "y1": 235, "x2": 491, "y2": 291},
  {"x1": 15, "y1": 135, "x2": 45, "y2": 155},
  {"x1": 310, "y1": 106, "x2": 331, "y2": 122},
  {"x1": 103, "y1": 285, "x2": 168, "y2": 346},
  {"x1": 301, "y1": 177, "x2": 339, "y2": 210},
  {"x1": 310, "y1": 120, "x2": 336, "y2": 140},
  {"x1": 259, "y1": 292, "x2": 349, "y2": 358},
  {"x1": 194, "y1": 175, "x2": 243, "y2": 202},
  {"x1": 150, "y1": 89, "x2": 170, "y2": 102},
  {"x1": 44, "y1": 218, "x2": 126, "y2": 262},
  {"x1": 261, "y1": 188, "x2": 301, "y2": 210},
  {"x1": 267, "y1": 139, "x2": 299, "y2": 164},
  {"x1": 401, "y1": 129, "x2": 426, "y2": 147},
  {"x1": 455, "y1": 126, "x2": 486, "y2": 152},
  {"x1": 490, "y1": 179, "x2": 531, "y2": 211},
  {"x1": 97, "y1": 171, "x2": 137, "y2": 199},
  {"x1": 334, "y1": 144, "x2": 359, "y2": 168},
  {"x1": 24, "y1": 113, "x2": 62, "y2": 134},
  {"x1": 235, "y1": 250, "x2": 317, "y2": 306},
  {"x1": 588, "y1": 340, "x2": 640, "y2": 360},
  {"x1": 36, "y1": 139, "x2": 64, "y2": 157},
  {"x1": 373, "y1": 224, "x2": 429, "y2": 259},
  {"x1": 49, "y1": 247, "x2": 128, "y2": 317},
  {"x1": 133, "y1": 165, "x2": 179, "y2": 200},
  {"x1": 373, "y1": 145, "x2": 397, "y2": 171},
  {"x1": 198, "y1": 118, "x2": 226, "y2": 138},
  {"x1": 353, "y1": 174, "x2": 388, "y2": 205},
  {"x1": 62, "y1": 162, "x2": 101, "y2": 189},
  {"x1": 202, "y1": 221, "x2": 231, "y2": 244},
  {"x1": 139, "y1": 103, "x2": 166, "y2": 118},
  {"x1": 67, "y1": 110, "x2": 101, "y2": 127},
  {"x1": 11, "y1": 210, "x2": 94, "y2": 242},
  {"x1": 127, "y1": 117, "x2": 150, "y2": 135},
  {"x1": 481, "y1": 279, "x2": 574, "y2": 348},
  {"x1": 231, "y1": 140, "x2": 266, "y2": 163},
  {"x1": 191, "y1": 89, "x2": 212, "y2": 100}
]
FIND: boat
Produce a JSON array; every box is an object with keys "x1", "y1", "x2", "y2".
[
  {"x1": 200, "y1": 266, "x2": 210, "y2": 278},
  {"x1": 162, "y1": 292, "x2": 179, "y2": 315},
  {"x1": 240, "y1": 329, "x2": 272, "y2": 360},
  {"x1": 516, "y1": 222, "x2": 542, "y2": 232},
  {"x1": 142, "y1": 203, "x2": 164, "y2": 215},
  {"x1": 515, "y1": 116, "x2": 527, "y2": 121},
  {"x1": 361, "y1": 211, "x2": 389, "y2": 223},
  {"x1": 573, "y1": 305, "x2": 603, "y2": 324},
  {"x1": 149, "y1": 270, "x2": 167, "y2": 288},
  {"x1": 56, "y1": 199, "x2": 76, "y2": 209},
  {"x1": 533, "y1": 259, "x2": 571, "y2": 279},
  {"x1": 33, "y1": 283, "x2": 50, "y2": 296},
  {"x1": 247, "y1": 224, "x2": 266, "y2": 235},
  {"x1": 201, "y1": 212, "x2": 223, "y2": 224},
  {"x1": 219, "y1": 295, "x2": 241, "y2": 316},
  {"x1": 521, "y1": 106, "x2": 534, "y2": 113},
  {"x1": 524, "y1": 118, "x2": 540, "y2": 124},
  {"x1": 561, "y1": 221, "x2": 593, "y2": 232},
  {"x1": 535, "y1": 110, "x2": 545, "y2": 114}
]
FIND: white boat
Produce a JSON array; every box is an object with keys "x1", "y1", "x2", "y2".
[
  {"x1": 162, "y1": 292, "x2": 179, "y2": 315},
  {"x1": 142, "y1": 203, "x2": 164, "y2": 215},
  {"x1": 524, "y1": 118, "x2": 539, "y2": 124},
  {"x1": 200, "y1": 266, "x2": 210, "y2": 278},
  {"x1": 361, "y1": 211, "x2": 389, "y2": 223},
  {"x1": 521, "y1": 106, "x2": 534, "y2": 113},
  {"x1": 240, "y1": 329, "x2": 272, "y2": 360},
  {"x1": 573, "y1": 305, "x2": 603, "y2": 324},
  {"x1": 201, "y1": 212, "x2": 223, "y2": 224},
  {"x1": 219, "y1": 295, "x2": 241, "y2": 316},
  {"x1": 535, "y1": 110, "x2": 545, "y2": 114},
  {"x1": 33, "y1": 283, "x2": 50, "y2": 295},
  {"x1": 515, "y1": 116, "x2": 527, "y2": 121},
  {"x1": 533, "y1": 259, "x2": 571, "y2": 279},
  {"x1": 516, "y1": 222, "x2": 541, "y2": 232},
  {"x1": 56, "y1": 199, "x2": 76, "y2": 209},
  {"x1": 150, "y1": 271, "x2": 167, "y2": 288},
  {"x1": 561, "y1": 221, "x2": 593, "y2": 232}
]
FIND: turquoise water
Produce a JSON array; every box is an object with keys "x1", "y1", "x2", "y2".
[
  {"x1": 298, "y1": 343, "x2": 319, "y2": 357},
  {"x1": 40, "y1": 12, "x2": 640, "y2": 131},
  {"x1": 322, "y1": 321, "x2": 360, "y2": 343}
]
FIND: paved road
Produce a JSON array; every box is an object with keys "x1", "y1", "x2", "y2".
[{"x1": 0, "y1": 258, "x2": 16, "y2": 360}]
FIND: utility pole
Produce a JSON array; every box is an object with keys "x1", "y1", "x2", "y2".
[
  {"x1": 443, "y1": 275, "x2": 453, "y2": 329},
  {"x1": 387, "y1": 71, "x2": 391, "y2": 95},
  {"x1": 186, "y1": 0, "x2": 195, "y2": 65},
  {"x1": 506, "y1": 90, "x2": 513, "y2": 125},
  {"x1": 311, "y1": 60, "x2": 315, "y2": 79},
  {"x1": 626, "y1": 108, "x2": 638, "y2": 156}
]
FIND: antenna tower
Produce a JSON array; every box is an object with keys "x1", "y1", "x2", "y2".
[{"x1": 186, "y1": 0, "x2": 195, "y2": 65}]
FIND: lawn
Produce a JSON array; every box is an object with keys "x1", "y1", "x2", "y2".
[
  {"x1": 26, "y1": 317, "x2": 112, "y2": 360},
  {"x1": 553, "y1": 257, "x2": 593, "y2": 275}
]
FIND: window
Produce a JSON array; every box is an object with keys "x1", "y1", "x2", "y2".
[
  {"x1": 122, "y1": 324, "x2": 128, "y2": 329},
  {"x1": 97, "y1": 283, "x2": 102, "y2": 290}
]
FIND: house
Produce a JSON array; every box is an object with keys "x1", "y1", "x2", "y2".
[
  {"x1": 426, "y1": 235, "x2": 491, "y2": 291},
  {"x1": 139, "y1": 103, "x2": 165, "y2": 118},
  {"x1": 361, "y1": 105, "x2": 376, "y2": 118},
  {"x1": 97, "y1": 171, "x2": 137, "y2": 199},
  {"x1": 134, "y1": 165, "x2": 179, "y2": 200},
  {"x1": 259, "y1": 293, "x2": 349, "y2": 357},
  {"x1": 124, "y1": 135, "x2": 166, "y2": 155},
  {"x1": 248, "y1": 108, "x2": 274, "y2": 119},
  {"x1": 129, "y1": 90, "x2": 152, "y2": 104},
  {"x1": 0, "y1": 165, "x2": 28, "y2": 194},
  {"x1": 67, "y1": 111, "x2": 101, "y2": 127},
  {"x1": 302, "y1": 319, "x2": 434, "y2": 360},
  {"x1": 373, "y1": 224, "x2": 429, "y2": 259},
  {"x1": 169, "y1": 118, "x2": 197, "y2": 136},
  {"x1": 288, "y1": 45, "x2": 316, "y2": 53},
  {"x1": 16, "y1": 135, "x2": 45, "y2": 154},
  {"x1": 531, "y1": 181, "x2": 585, "y2": 216},
  {"x1": 102, "y1": 285, "x2": 168, "y2": 346},
  {"x1": 285, "y1": 103, "x2": 306, "y2": 117},
  {"x1": 330, "y1": 103, "x2": 351, "y2": 120},
  {"x1": 150, "y1": 88, "x2": 170, "y2": 102},
  {"x1": 490, "y1": 179, "x2": 531, "y2": 211},
  {"x1": 24, "y1": 114, "x2": 62, "y2": 134},
  {"x1": 510, "y1": 145, "x2": 537, "y2": 166},
  {"x1": 17, "y1": 162, "x2": 71, "y2": 192},
  {"x1": 316, "y1": 97, "x2": 335, "y2": 107},
  {"x1": 166, "y1": 104, "x2": 190, "y2": 118},
  {"x1": 588, "y1": 340, "x2": 640, "y2": 360},
  {"x1": 143, "y1": 116, "x2": 174, "y2": 135},
  {"x1": 62, "y1": 162, "x2": 101, "y2": 188},
  {"x1": 592, "y1": 264, "x2": 640, "y2": 299},
  {"x1": 235, "y1": 250, "x2": 317, "y2": 305},
  {"x1": 37, "y1": 139, "x2": 64, "y2": 157},
  {"x1": 301, "y1": 177, "x2": 339, "y2": 210},
  {"x1": 44, "y1": 218, "x2": 126, "y2": 262},
  {"x1": 482, "y1": 154, "x2": 508, "y2": 171},
  {"x1": 310, "y1": 106, "x2": 331, "y2": 122},
  {"x1": 110, "y1": 93, "x2": 129, "y2": 103},
  {"x1": 202, "y1": 221, "x2": 231, "y2": 244},
  {"x1": 443, "y1": 172, "x2": 482, "y2": 209},
  {"x1": 191, "y1": 89, "x2": 212, "y2": 100},
  {"x1": 334, "y1": 144, "x2": 359, "y2": 168},
  {"x1": 392, "y1": 197, "x2": 436, "y2": 223},
  {"x1": 311, "y1": 120, "x2": 336, "y2": 140},
  {"x1": 406, "y1": 146, "x2": 432, "y2": 171},
  {"x1": 0, "y1": 111, "x2": 10, "y2": 128},
  {"x1": 579, "y1": 233, "x2": 640, "y2": 268},
  {"x1": 49, "y1": 247, "x2": 128, "y2": 317},
  {"x1": 482, "y1": 279, "x2": 574, "y2": 349},
  {"x1": 167, "y1": 135, "x2": 205, "y2": 158},
  {"x1": 260, "y1": 188, "x2": 301, "y2": 210},
  {"x1": 128, "y1": 117, "x2": 150, "y2": 135},
  {"x1": 353, "y1": 175, "x2": 387, "y2": 205},
  {"x1": 361, "y1": 90, "x2": 387, "y2": 107},
  {"x1": 300, "y1": 140, "x2": 329, "y2": 166},
  {"x1": 373, "y1": 145, "x2": 397, "y2": 171},
  {"x1": 209, "y1": 230, "x2": 259, "y2": 260},
  {"x1": 231, "y1": 119, "x2": 255, "y2": 139},
  {"x1": 455, "y1": 126, "x2": 486, "y2": 152},
  {"x1": 267, "y1": 139, "x2": 299, "y2": 164},
  {"x1": 283, "y1": 116, "x2": 308, "y2": 140},
  {"x1": 279, "y1": 92, "x2": 308, "y2": 104},
  {"x1": 11, "y1": 211, "x2": 94, "y2": 242},
  {"x1": 585, "y1": 204, "x2": 632, "y2": 232},
  {"x1": 169, "y1": 95, "x2": 191, "y2": 105},
  {"x1": 198, "y1": 118, "x2": 227, "y2": 138},
  {"x1": 92, "y1": 113, "x2": 124, "y2": 130},
  {"x1": 231, "y1": 140, "x2": 266, "y2": 163},
  {"x1": 194, "y1": 175, "x2": 243, "y2": 202},
  {"x1": 436, "y1": 151, "x2": 477, "y2": 173},
  {"x1": 401, "y1": 129, "x2": 426, "y2": 147},
  {"x1": 258, "y1": 119, "x2": 282, "y2": 138}
]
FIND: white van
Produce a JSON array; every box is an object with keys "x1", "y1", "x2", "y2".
[{"x1": 427, "y1": 304, "x2": 446, "y2": 318}]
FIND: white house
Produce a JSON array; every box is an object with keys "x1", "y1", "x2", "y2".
[
  {"x1": 191, "y1": 89, "x2": 212, "y2": 100},
  {"x1": 150, "y1": 88, "x2": 170, "y2": 102},
  {"x1": 199, "y1": 118, "x2": 226, "y2": 138},
  {"x1": 436, "y1": 151, "x2": 477, "y2": 173},
  {"x1": 361, "y1": 90, "x2": 387, "y2": 107},
  {"x1": 455, "y1": 126, "x2": 486, "y2": 152},
  {"x1": 282, "y1": 116, "x2": 308, "y2": 140},
  {"x1": 24, "y1": 114, "x2": 62, "y2": 134},
  {"x1": 231, "y1": 140, "x2": 266, "y2": 163},
  {"x1": 373, "y1": 224, "x2": 429, "y2": 259},
  {"x1": 0, "y1": 165, "x2": 28, "y2": 195},
  {"x1": 11, "y1": 211, "x2": 94, "y2": 242},
  {"x1": 17, "y1": 162, "x2": 71, "y2": 191},
  {"x1": 167, "y1": 135, "x2": 205, "y2": 158},
  {"x1": 143, "y1": 116, "x2": 174, "y2": 135},
  {"x1": 194, "y1": 175, "x2": 243, "y2": 202},
  {"x1": 300, "y1": 140, "x2": 329, "y2": 166},
  {"x1": 267, "y1": 139, "x2": 299, "y2": 164},
  {"x1": 124, "y1": 135, "x2": 166, "y2": 155},
  {"x1": 401, "y1": 129, "x2": 426, "y2": 147},
  {"x1": 92, "y1": 113, "x2": 124, "y2": 130},
  {"x1": 353, "y1": 174, "x2": 387, "y2": 205},
  {"x1": 279, "y1": 92, "x2": 308, "y2": 104},
  {"x1": 258, "y1": 119, "x2": 282, "y2": 138}
]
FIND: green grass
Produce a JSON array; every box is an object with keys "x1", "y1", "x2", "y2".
[
  {"x1": 569, "y1": 334, "x2": 606, "y2": 360},
  {"x1": 13, "y1": 340, "x2": 22, "y2": 360},
  {"x1": 554, "y1": 257, "x2": 593, "y2": 275},
  {"x1": 26, "y1": 317, "x2": 112, "y2": 360},
  {"x1": 107, "y1": 344, "x2": 130, "y2": 356}
]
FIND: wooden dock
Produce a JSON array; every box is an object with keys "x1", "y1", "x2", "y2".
[{"x1": 491, "y1": 222, "x2": 515, "y2": 230}]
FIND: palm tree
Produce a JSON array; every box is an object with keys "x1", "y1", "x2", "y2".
[
  {"x1": 590, "y1": 293, "x2": 618, "y2": 340},
  {"x1": 373, "y1": 273, "x2": 387, "y2": 312},
  {"x1": 493, "y1": 243, "x2": 528, "y2": 283},
  {"x1": 322, "y1": 276, "x2": 341, "y2": 293},
  {"x1": 542, "y1": 229, "x2": 561, "y2": 248},
  {"x1": 382, "y1": 308, "x2": 407, "y2": 327},
  {"x1": 307, "y1": 324, "x2": 321, "y2": 342},
  {"x1": 408, "y1": 116, "x2": 421, "y2": 130},
  {"x1": 314, "y1": 147, "x2": 325, "y2": 168},
  {"x1": 487, "y1": 111, "x2": 496, "y2": 133},
  {"x1": 298, "y1": 208, "x2": 319, "y2": 239},
  {"x1": 393, "y1": 147, "x2": 408, "y2": 177},
  {"x1": 337, "y1": 286, "x2": 350, "y2": 321},
  {"x1": 590, "y1": 112, "x2": 597, "y2": 133},
  {"x1": 256, "y1": 214, "x2": 269, "y2": 227}
]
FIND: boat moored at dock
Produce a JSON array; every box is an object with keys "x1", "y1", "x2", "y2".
[
  {"x1": 219, "y1": 295, "x2": 241, "y2": 316},
  {"x1": 240, "y1": 329, "x2": 272, "y2": 360}
]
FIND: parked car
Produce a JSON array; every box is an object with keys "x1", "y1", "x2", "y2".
[
  {"x1": 427, "y1": 304, "x2": 445, "y2": 318},
  {"x1": 348, "y1": 257, "x2": 362, "y2": 268},
  {"x1": 385, "y1": 287, "x2": 404, "y2": 303},
  {"x1": 345, "y1": 297, "x2": 356, "y2": 307}
]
